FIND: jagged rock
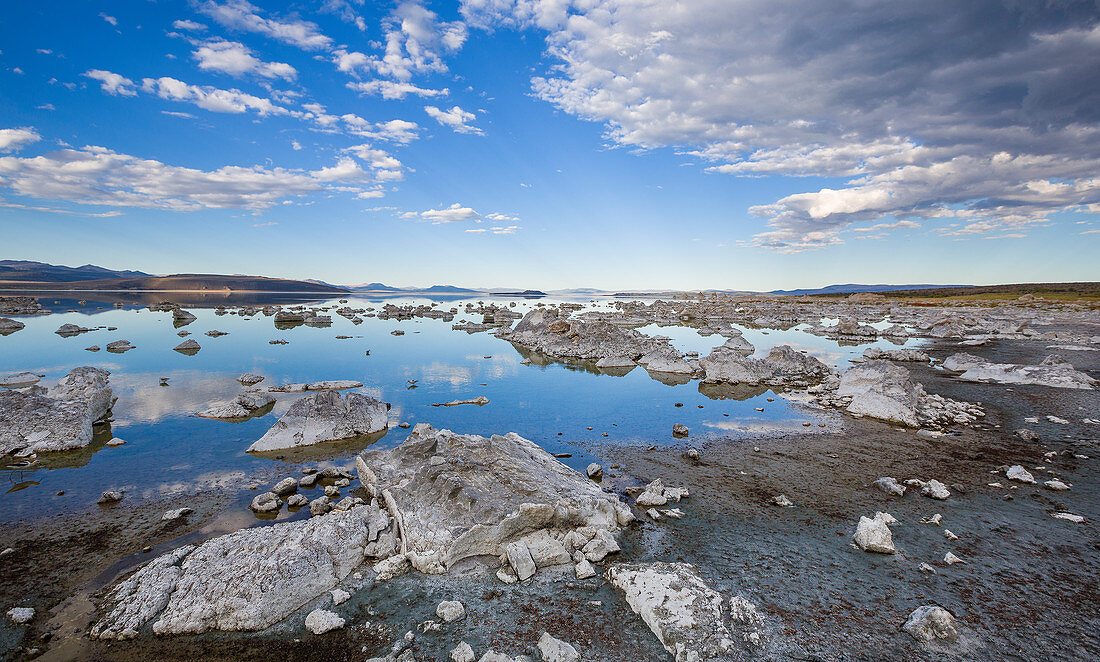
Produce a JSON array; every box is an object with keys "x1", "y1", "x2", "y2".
[
  {"x1": 0, "y1": 372, "x2": 39, "y2": 388},
  {"x1": 331, "y1": 588, "x2": 350, "y2": 605},
  {"x1": 635, "y1": 478, "x2": 689, "y2": 507},
  {"x1": 162, "y1": 508, "x2": 193, "y2": 521},
  {"x1": 853, "y1": 512, "x2": 895, "y2": 553},
  {"x1": 498, "y1": 309, "x2": 666, "y2": 362},
  {"x1": 287, "y1": 494, "x2": 309, "y2": 507},
  {"x1": 944, "y1": 353, "x2": 1095, "y2": 389},
  {"x1": 272, "y1": 477, "x2": 299, "y2": 496},
  {"x1": 921, "y1": 480, "x2": 951, "y2": 500},
  {"x1": 837, "y1": 360, "x2": 922, "y2": 426},
  {"x1": 537, "y1": 632, "x2": 580, "y2": 662},
  {"x1": 56, "y1": 323, "x2": 91, "y2": 337},
  {"x1": 98, "y1": 491, "x2": 123, "y2": 504},
  {"x1": 1044, "y1": 479, "x2": 1070, "y2": 491},
  {"x1": 903, "y1": 605, "x2": 959, "y2": 643},
  {"x1": 452, "y1": 642, "x2": 476, "y2": 662},
  {"x1": 873, "y1": 477, "x2": 906, "y2": 496},
  {"x1": 863, "y1": 347, "x2": 929, "y2": 362},
  {"x1": 772, "y1": 494, "x2": 794, "y2": 507},
  {"x1": 173, "y1": 339, "x2": 201, "y2": 354},
  {"x1": 607, "y1": 562, "x2": 733, "y2": 662},
  {"x1": 237, "y1": 373, "x2": 265, "y2": 386},
  {"x1": 574, "y1": 558, "x2": 596, "y2": 579},
  {"x1": 247, "y1": 391, "x2": 388, "y2": 453},
  {"x1": 436, "y1": 600, "x2": 466, "y2": 623},
  {"x1": 7, "y1": 607, "x2": 34, "y2": 624},
  {"x1": 506, "y1": 541, "x2": 537, "y2": 580},
  {"x1": 92, "y1": 505, "x2": 396, "y2": 638},
  {"x1": 586, "y1": 463, "x2": 602, "y2": 479},
  {"x1": 355, "y1": 424, "x2": 633, "y2": 576},
  {"x1": 0, "y1": 318, "x2": 25, "y2": 335},
  {"x1": 105, "y1": 340, "x2": 134, "y2": 353},
  {"x1": 305, "y1": 609, "x2": 345, "y2": 634},
  {"x1": 728, "y1": 595, "x2": 763, "y2": 626},
  {"x1": 672, "y1": 423, "x2": 689, "y2": 437},
  {"x1": 701, "y1": 343, "x2": 830, "y2": 386},
  {"x1": 196, "y1": 392, "x2": 276, "y2": 420},
  {"x1": 639, "y1": 346, "x2": 694, "y2": 374},
  {"x1": 0, "y1": 367, "x2": 113, "y2": 455},
  {"x1": 310, "y1": 496, "x2": 332, "y2": 516},
  {"x1": 1014, "y1": 428, "x2": 1040, "y2": 442},
  {"x1": 1006, "y1": 465, "x2": 1036, "y2": 484}
]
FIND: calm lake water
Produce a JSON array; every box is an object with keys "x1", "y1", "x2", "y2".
[{"x1": 0, "y1": 292, "x2": 925, "y2": 524}]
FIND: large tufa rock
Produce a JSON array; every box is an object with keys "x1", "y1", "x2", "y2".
[
  {"x1": 0, "y1": 367, "x2": 113, "y2": 455},
  {"x1": 700, "y1": 344, "x2": 831, "y2": 386},
  {"x1": 196, "y1": 391, "x2": 276, "y2": 420},
  {"x1": 498, "y1": 309, "x2": 667, "y2": 362},
  {"x1": 355, "y1": 424, "x2": 633, "y2": 576},
  {"x1": 606, "y1": 562, "x2": 734, "y2": 662},
  {"x1": 852, "y1": 512, "x2": 895, "y2": 553},
  {"x1": 247, "y1": 390, "x2": 388, "y2": 452},
  {"x1": 943, "y1": 353, "x2": 1095, "y2": 390},
  {"x1": 91, "y1": 504, "x2": 397, "y2": 639},
  {"x1": 837, "y1": 360, "x2": 922, "y2": 426},
  {"x1": 903, "y1": 605, "x2": 959, "y2": 644}
]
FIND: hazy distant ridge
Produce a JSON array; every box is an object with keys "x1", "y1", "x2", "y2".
[{"x1": 769, "y1": 284, "x2": 969, "y2": 296}]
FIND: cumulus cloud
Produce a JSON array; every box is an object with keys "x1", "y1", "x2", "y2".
[
  {"x1": 341, "y1": 1, "x2": 467, "y2": 80},
  {"x1": 347, "y1": 79, "x2": 448, "y2": 100},
  {"x1": 341, "y1": 116, "x2": 421, "y2": 144},
  {"x1": 0, "y1": 142, "x2": 392, "y2": 211},
  {"x1": 462, "y1": 0, "x2": 1100, "y2": 249},
  {"x1": 424, "y1": 105, "x2": 482, "y2": 134},
  {"x1": 172, "y1": 19, "x2": 207, "y2": 31},
  {"x1": 404, "y1": 203, "x2": 520, "y2": 230},
  {"x1": 196, "y1": 0, "x2": 332, "y2": 51},
  {"x1": 84, "y1": 69, "x2": 137, "y2": 96},
  {"x1": 141, "y1": 76, "x2": 288, "y2": 115},
  {"x1": 193, "y1": 40, "x2": 297, "y2": 80},
  {"x1": 0, "y1": 128, "x2": 40, "y2": 152}
]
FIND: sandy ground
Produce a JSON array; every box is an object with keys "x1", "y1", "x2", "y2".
[{"x1": 1, "y1": 336, "x2": 1097, "y2": 661}]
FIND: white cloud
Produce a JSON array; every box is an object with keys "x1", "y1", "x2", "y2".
[
  {"x1": 424, "y1": 105, "x2": 482, "y2": 135},
  {"x1": 196, "y1": 0, "x2": 332, "y2": 51},
  {"x1": 172, "y1": 19, "x2": 208, "y2": 31},
  {"x1": 84, "y1": 69, "x2": 137, "y2": 96},
  {"x1": 348, "y1": 1, "x2": 467, "y2": 80},
  {"x1": 161, "y1": 110, "x2": 196, "y2": 119},
  {"x1": 141, "y1": 76, "x2": 288, "y2": 115},
  {"x1": 342, "y1": 144, "x2": 405, "y2": 180},
  {"x1": 347, "y1": 80, "x2": 448, "y2": 100},
  {"x1": 341, "y1": 116, "x2": 420, "y2": 144},
  {"x1": 321, "y1": 0, "x2": 367, "y2": 31},
  {"x1": 100, "y1": 13, "x2": 117, "y2": 26},
  {"x1": 0, "y1": 128, "x2": 40, "y2": 152},
  {"x1": 464, "y1": 0, "x2": 1100, "y2": 250},
  {"x1": 0, "y1": 142, "x2": 386, "y2": 211},
  {"x1": 193, "y1": 40, "x2": 297, "y2": 80},
  {"x1": 291, "y1": 140, "x2": 302, "y2": 150},
  {"x1": 418, "y1": 203, "x2": 479, "y2": 223}
]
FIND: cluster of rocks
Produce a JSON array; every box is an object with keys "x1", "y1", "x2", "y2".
[
  {"x1": 0, "y1": 296, "x2": 46, "y2": 316},
  {"x1": 943, "y1": 353, "x2": 1095, "y2": 389}
]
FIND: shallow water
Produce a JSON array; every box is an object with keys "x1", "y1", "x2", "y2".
[{"x1": 1, "y1": 293, "x2": 918, "y2": 524}]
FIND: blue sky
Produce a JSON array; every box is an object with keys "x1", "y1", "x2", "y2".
[{"x1": 1, "y1": 1, "x2": 1098, "y2": 290}]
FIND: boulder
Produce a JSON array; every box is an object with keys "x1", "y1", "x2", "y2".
[
  {"x1": 837, "y1": 360, "x2": 921, "y2": 426},
  {"x1": 354, "y1": 424, "x2": 633, "y2": 576},
  {"x1": 537, "y1": 632, "x2": 580, "y2": 662},
  {"x1": 853, "y1": 512, "x2": 895, "y2": 553},
  {"x1": 304, "y1": 609, "x2": 344, "y2": 635},
  {"x1": 7, "y1": 607, "x2": 34, "y2": 624},
  {"x1": 921, "y1": 479, "x2": 951, "y2": 500},
  {"x1": 903, "y1": 605, "x2": 959, "y2": 643},
  {"x1": 0, "y1": 318, "x2": 25, "y2": 335},
  {"x1": 873, "y1": 477, "x2": 906, "y2": 496},
  {"x1": 92, "y1": 505, "x2": 396, "y2": 638},
  {"x1": 0, "y1": 367, "x2": 113, "y2": 455},
  {"x1": 173, "y1": 339, "x2": 201, "y2": 354},
  {"x1": 606, "y1": 562, "x2": 733, "y2": 661},
  {"x1": 249, "y1": 492, "x2": 280, "y2": 513},
  {"x1": 1006, "y1": 465, "x2": 1036, "y2": 484},
  {"x1": 436, "y1": 600, "x2": 466, "y2": 623},
  {"x1": 247, "y1": 391, "x2": 389, "y2": 453},
  {"x1": 585, "y1": 463, "x2": 602, "y2": 479}
]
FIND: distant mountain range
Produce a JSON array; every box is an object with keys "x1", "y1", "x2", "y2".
[
  {"x1": 768, "y1": 283, "x2": 968, "y2": 296},
  {"x1": 0, "y1": 260, "x2": 151, "y2": 282}
]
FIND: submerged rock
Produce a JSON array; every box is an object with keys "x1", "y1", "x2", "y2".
[
  {"x1": 91, "y1": 505, "x2": 396, "y2": 638},
  {"x1": 0, "y1": 367, "x2": 113, "y2": 455},
  {"x1": 247, "y1": 390, "x2": 388, "y2": 453},
  {"x1": 606, "y1": 562, "x2": 733, "y2": 662}
]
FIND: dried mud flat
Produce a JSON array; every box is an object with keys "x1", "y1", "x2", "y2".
[{"x1": 1, "y1": 294, "x2": 1098, "y2": 662}]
